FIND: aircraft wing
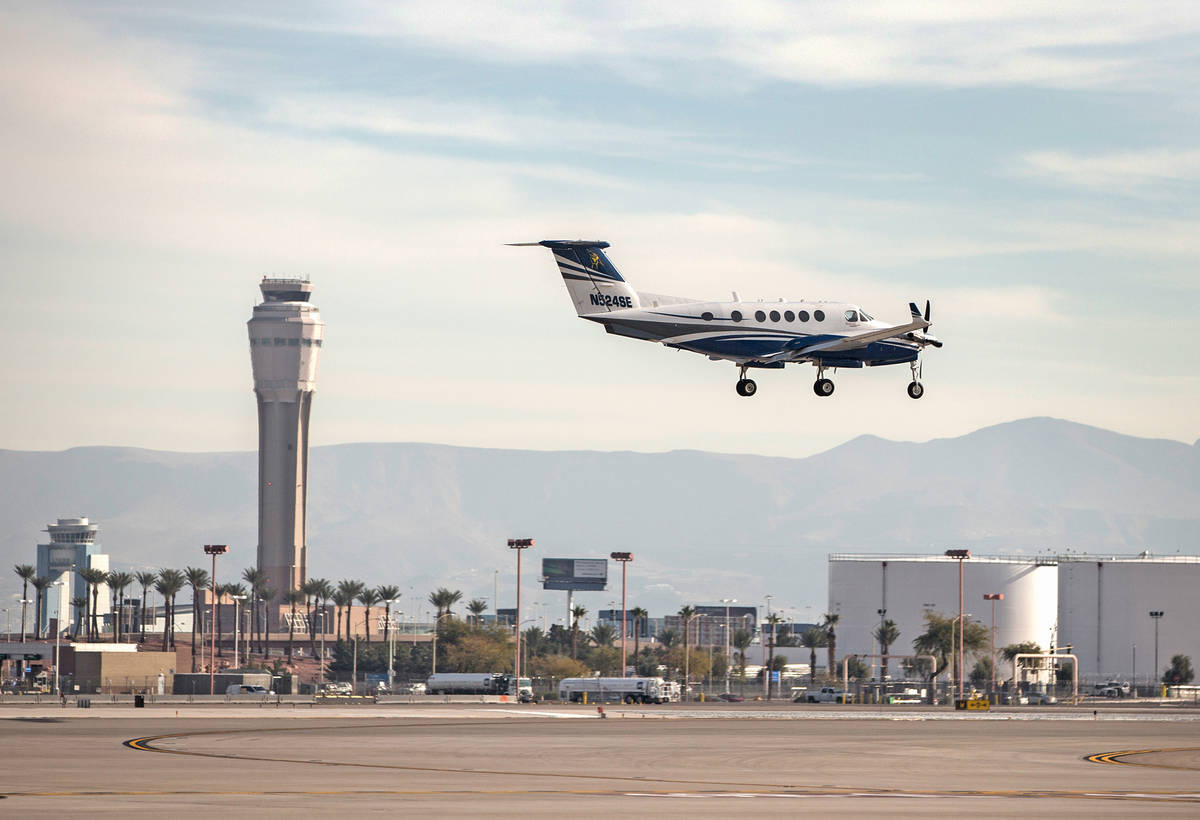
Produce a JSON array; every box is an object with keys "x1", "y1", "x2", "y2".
[{"x1": 755, "y1": 305, "x2": 929, "y2": 363}]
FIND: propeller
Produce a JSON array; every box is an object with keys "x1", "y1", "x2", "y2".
[{"x1": 924, "y1": 300, "x2": 931, "y2": 325}]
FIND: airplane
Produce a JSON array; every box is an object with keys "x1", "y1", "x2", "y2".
[{"x1": 512, "y1": 239, "x2": 942, "y2": 398}]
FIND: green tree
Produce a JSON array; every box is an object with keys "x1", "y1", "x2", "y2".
[
  {"x1": 732, "y1": 628, "x2": 753, "y2": 692},
  {"x1": 336, "y1": 579, "x2": 364, "y2": 642},
  {"x1": 629, "y1": 606, "x2": 648, "y2": 664},
  {"x1": 107, "y1": 571, "x2": 134, "y2": 642},
  {"x1": 80, "y1": 567, "x2": 109, "y2": 641},
  {"x1": 530, "y1": 654, "x2": 589, "y2": 682},
  {"x1": 14, "y1": 564, "x2": 35, "y2": 642},
  {"x1": 590, "y1": 622, "x2": 616, "y2": 648},
  {"x1": 764, "y1": 613, "x2": 783, "y2": 696},
  {"x1": 377, "y1": 585, "x2": 401, "y2": 645},
  {"x1": 466, "y1": 598, "x2": 489, "y2": 626},
  {"x1": 71, "y1": 596, "x2": 87, "y2": 636},
  {"x1": 32, "y1": 576, "x2": 52, "y2": 640},
  {"x1": 302, "y1": 578, "x2": 325, "y2": 658},
  {"x1": 970, "y1": 656, "x2": 994, "y2": 688},
  {"x1": 314, "y1": 578, "x2": 333, "y2": 652},
  {"x1": 912, "y1": 611, "x2": 989, "y2": 690},
  {"x1": 1163, "y1": 655, "x2": 1194, "y2": 685},
  {"x1": 134, "y1": 570, "x2": 158, "y2": 642},
  {"x1": 242, "y1": 567, "x2": 267, "y2": 653},
  {"x1": 873, "y1": 619, "x2": 900, "y2": 679},
  {"x1": 843, "y1": 656, "x2": 869, "y2": 680},
  {"x1": 800, "y1": 627, "x2": 828, "y2": 685},
  {"x1": 183, "y1": 566, "x2": 210, "y2": 670},
  {"x1": 428, "y1": 587, "x2": 463, "y2": 619},
  {"x1": 332, "y1": 589, "x2": 352, "y2": 645},
  {"x1": 1000, "y1": 641, "x2": 1042, "y2": 662},
  {"x1": 820, "y1": 612, "x2": 840, "y2": 683},
  {"x1": 571, "y1": 605, "x2": 588, "y2": 659},
  {"x1": 154, "y1": 569, "x2": 185, "y2": 651},
  {"x1": 658, "y1": 627, "x2": 679, "y2": 649},
  {"x1": 358, "y1": 587, "x2": 381, "y2": 644},
  {"x1": 444, "y1": 632, "x2": 514, "y2": 673},
  {"x1": 588, "y1": 645, "x2": 622, "y2": 675}
]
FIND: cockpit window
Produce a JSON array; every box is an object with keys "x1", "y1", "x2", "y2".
[{"x1": 845, "y1": 310, "x2": 858, "y2": 322}]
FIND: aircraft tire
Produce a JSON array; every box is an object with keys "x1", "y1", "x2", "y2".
[
  {"x1": 907, "y1": 381, "x2": 924, "y2": 399},
  {"x1": 736, "y1": 378, "x2": 757, "y2": 397},
  {"x1": 813, "y1": 378, "x2": 834, "y2": 397}
]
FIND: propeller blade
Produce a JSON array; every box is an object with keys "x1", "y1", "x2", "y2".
[{"x1": 924, "y1": 300, "x2": 931, "y2": 324}]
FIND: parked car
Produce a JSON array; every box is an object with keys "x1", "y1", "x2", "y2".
[
  {"x1": 1026, "y1": 691, "x2": 1057, "y2": 705},
  {"x1": 226, "y1": 684, "x2": 272, "y2": 695},
  {"x1": 718, "y1": 692, "x2": 745, "y2": 702},
  {"x1": 318, "y1": 682, "x2": 352, "y2": 695}
]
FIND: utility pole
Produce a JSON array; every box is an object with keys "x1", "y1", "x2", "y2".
[
  {"x1": 984, "y1": 593, "x2": 1004, "y2": 698},
  {"x1": 1149, "y1": 610, "x2": 1164, "y2": 693},
  {"x1": 721, "y1": 598, "x2": 736, "y2": 694},
  {"x1": 508, "y1": 539, "x2": 534, "y2": 690}
]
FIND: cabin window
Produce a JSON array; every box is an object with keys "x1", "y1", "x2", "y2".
[
  {"x1": 769, "y1": 310, "x2": 780, "y2": 322},
  {"x1": 755, "y1": 310, "x2": 766, "y2": 322},
  {"x1": 731, "y1": 310, "x2": 743, "y2": 322},
  {"x1": 784, "y1": 311, "x2": 795, "y2": 322},
  {"x1": 701, "y1": 312, "x2": 713, "y2": 321},
  {"x1": 797, "y1": 311, "x2": 810, "y2": 322},
  {"x1": 845, "y1": 310, "x2": 858, "y2": 322},
  {"x1": 860, "y1": 310, "x2": 874, "y2": 321},
  {"x1": 814, "y1": 310, "x2": 825, "y2": 322}
]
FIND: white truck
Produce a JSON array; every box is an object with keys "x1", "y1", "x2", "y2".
[
  {"x1": 558, "y1": 676, "x2": 676, "y2": 704},
  {"x1": 802, "y1": 686, "x2": 853, "y2": 704}
]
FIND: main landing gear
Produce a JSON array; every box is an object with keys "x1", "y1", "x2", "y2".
[
  {"x1": 813, "y1": 365, "x2": 834, "y2": 397},
  {"x1": 907, "y1": 360, "x2": 925, "y2": 400},
  {"x1": 735, "y1": 364, "x2": 757, "y2": 397}
]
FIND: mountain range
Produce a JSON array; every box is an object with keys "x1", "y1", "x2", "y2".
[{"x1": 2, "y1": 417, "x2": 1197, "y2": 618}]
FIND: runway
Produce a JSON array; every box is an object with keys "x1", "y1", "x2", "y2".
[{"x1": 4, "y1": 703, "x2": 1199, "y2": 816}]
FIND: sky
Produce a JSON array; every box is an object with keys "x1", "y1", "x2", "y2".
[{"x1": 2, "y1": 1, "x2": 1199, "y2": 459}]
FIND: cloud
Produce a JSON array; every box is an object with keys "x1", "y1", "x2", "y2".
[
  {"x1": 1018, "y1": 148, "x2": 1200, "y2": 190},
  {"x1": 143, "y1": 0, "x2": 1200, "y2": 91}
]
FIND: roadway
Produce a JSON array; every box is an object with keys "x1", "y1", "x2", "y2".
[{"x1": 3, "y1": 702, "x2": 1199, "y2": 816}]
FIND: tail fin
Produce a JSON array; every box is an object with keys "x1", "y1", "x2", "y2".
[{"x1": 520, "y1": 240, "x2": 640, "y2": 315}]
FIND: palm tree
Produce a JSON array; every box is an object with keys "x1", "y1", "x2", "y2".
[
  {"x1": 332, "y1": 589, "x2": 351, "y2": 643},
  {"x1": 678, "y1": 605, "x2": 697, "y2": 697},
  {"x1": 731, "y1": 628, "x2": 752, "y2": 691},
  {"x1": 79, "y1": 567, "x2": 108, "y2": 641},
  {"x1": 466, "y1": 598, "x2": 488, "y2": 627},
  {"x1": 658, "y1": 627, "x2": 679, "y2": 649},
  {"x1": 241, "y1": 567, "x2": 267, "y2": 654},
  {"x1": 873, "y1": 619, "x2": 900, "y2": 680},
  {"x1": 71, "y1": 596, "x2": 87, "y2": 636},
  {"x1": 134, "y1": 570, "x2": 157, "y2": 642},
  {"x1": 428, "y1": 587, "x2": 463, "y2": 619},
  {"x1": 376, "y1": 585, "x2": 400, "y2": 644},
  {"x1": 215, "y1": 583, "x2": 239, "y2": 657},
  {"x1": 303, "y1": 578, "x2": 325, "y2": 657},
  {"x1": 570, "y1": 605, "x2": 588, "y2": 659},
  {"x1": 107, "y1": 571, "x2": 134, "y2": 642},
  {"x1": 591, "y1": 622, "x2": 616, "y2": 647},
  {"x1": 337, "y1": 579, "x2": 364, "y2": 642},
  {"x1": 630, "y1": 606, "x2": 648, "y2": 663},
  {"x1": 259, "y1": 586, "x2": 276, "y2": 657},
  {"x1": 800, "y1": 627, "x2": 828, "y2": 685},
  {"x1": 155, "y1": 569, "x2": 185, "y2": 651},
  {"x1": 764, "y1": 613, "x2": 783, "y2": 698},
  {"x1": 358, "y1": 588, "x2": 380, "y2": 644},
  {"x1": 31, "y1": 576, "x2": 52, "y2": 639},
  {"x1": 284, "y1": 589, "x2": 305, "y2": 660},
  {"x1": 183, "y1": 567, "x2": 210, "y2": 670},
  {"x1": 14, "y1": 564, "x2": 35, "y2": 642},
  {"x1": 821, "y1": 613, "x2": 840, "y2": 682},
  {"x1": 315, "y1": 578, "x2": 333, "y2": 649}
]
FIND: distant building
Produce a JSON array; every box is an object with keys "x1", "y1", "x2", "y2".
[
  {"x1": 36, "y1": 517, "x2": 110, "y2": 636},
  {"x1": 662, "y1": 605, "x2": 759, "y2": 647}
]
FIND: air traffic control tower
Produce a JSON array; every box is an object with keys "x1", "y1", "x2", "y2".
[{"x1": 248, "y1": 278, "x2": 324, "y2": 598}]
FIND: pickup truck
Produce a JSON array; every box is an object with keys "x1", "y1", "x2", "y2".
[{"x1": 799, "y1": 687, "x2": 853, "y2": 704}]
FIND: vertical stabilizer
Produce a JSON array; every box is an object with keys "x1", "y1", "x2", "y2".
[{"x1": 532, "y1": 240, "x2": 640, "y2": 316}]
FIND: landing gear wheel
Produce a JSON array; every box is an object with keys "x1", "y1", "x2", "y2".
[
  {"x1": 907, "y1": 381, "x2": 924, "y2": 399},
  {"x1": 813, "y1": 378, "x2": 835, "y2": 397},
  {"x1": 736, "y1": 378, "x2": 757, "y2": 397}
]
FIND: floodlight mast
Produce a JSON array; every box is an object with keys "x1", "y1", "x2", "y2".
[
  {"x1": 508, "y1": 539, "x2": 534, "y2": 695},
  {"x1": 944, "y1": 549, "x2": 970, "y2": 699},
  {"x1": 203, "y1": 545, "x2": 229, "y2": 695},
  {"x1": 610, "y1": 552, "x2": 633, "y2": 677}
]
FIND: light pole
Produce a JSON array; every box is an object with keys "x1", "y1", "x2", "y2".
[
  {"x1": 203, "y1": 545, "x2": 228, "y2": 695},
  {"x1": 983, "y1": 593, "x2": 1003, "y2": 697},
  {"x1": 508, "y1": 538, "x2": 534, "y2": 688},
  {"x1": 317, "y1": 610, "x2": 326, "y2": 686},
  {"x1": 387, "y1": 598, "x2": 399, "y2": 692},
  {"x1": 1149, "y1": 610, "x2": 1164, "y2": 692},
  {"x1": 763, "y1": 594, "x2": 774, "y2": 699},
  {"x1": 52, "y1": 580, "x2": 64, "y2": 696},
  {"x1": 231, "y1": 594, "x2": 245, "y2": 669},
  {"x1": 945, "y1": 549, "x2": 970, "y2": 699},
  {"x1": 493, "y1": 570, "x2": 499, "y2": 624},
  {"x1": 721, "y1": 598, "x2": 736, "y2": 694},
  {"x1": 611, "y1": 552, "x2": 633, "y2": 677}
]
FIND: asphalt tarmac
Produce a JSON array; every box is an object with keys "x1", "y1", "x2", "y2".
[{"x1": 3, "y1": 702, "x2": 1199, "y2": 816}]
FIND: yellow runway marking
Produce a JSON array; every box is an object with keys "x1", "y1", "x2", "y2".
[{"x1": 1087, "y1": 747, "x2": 1200, "y2": 771}]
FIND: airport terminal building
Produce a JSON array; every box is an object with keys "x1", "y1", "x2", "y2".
[{"x1": 829, "y1": 552, "x2": 1200, "y2": 686}]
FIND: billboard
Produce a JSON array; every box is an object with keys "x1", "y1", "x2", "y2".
[{"x1": 542, "y1": 558, "x2": 608, "y2": 591}]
